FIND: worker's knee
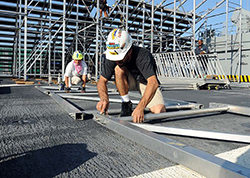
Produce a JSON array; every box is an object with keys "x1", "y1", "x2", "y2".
[{"x1": 150, "y1": 104, "x2": 166, "y2": 114}]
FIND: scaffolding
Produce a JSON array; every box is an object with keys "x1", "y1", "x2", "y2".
[{"x1": 0, "y1": 0, "x2": 247, "y2": 82}]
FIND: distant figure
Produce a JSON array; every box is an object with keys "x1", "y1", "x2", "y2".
[
  {"x1": 195, "y1": 39, "x2": 209, "y2": 75},
  {"x1": 93, "y1": 0, "x2": 109, "y2": 18},
  {"x1": 63, "y1": 51, "x2": 88, "y2": 93},
  {"x1": 195, "y1": 39, "x2": 209, "y2": 55}
]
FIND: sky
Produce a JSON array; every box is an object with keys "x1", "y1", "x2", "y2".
[
  {"x1": 106, "y1": 0, "x2": 250, "y2": 23},
  {"x1": 105, "y1": 0, "x2": 250, "y2": 36}
]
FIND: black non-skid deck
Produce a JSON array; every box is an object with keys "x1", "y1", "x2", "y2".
[{"x1": 1, "y1": 77, "x2": 250, "y2": 177}]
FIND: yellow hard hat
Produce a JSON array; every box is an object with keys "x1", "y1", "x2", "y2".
[{"x1": 72, "y1": 51, "x2": 83, "y2": 60}]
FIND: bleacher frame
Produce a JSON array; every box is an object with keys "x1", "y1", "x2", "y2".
[{"x1": 0, "y1": 0, "x2": 194, "y2": 81}]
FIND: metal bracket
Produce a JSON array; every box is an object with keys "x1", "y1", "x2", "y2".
[{"x1": 49, "y1": 92, "x2": 85, "y2": 120}]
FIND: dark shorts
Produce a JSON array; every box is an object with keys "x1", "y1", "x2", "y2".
[{"x1": 100, "y1": 4, "x2": 107, "y2": 10}]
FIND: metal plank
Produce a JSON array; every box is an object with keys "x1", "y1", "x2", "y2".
[
  {"x1": 93, "y1": 114, "x2": 250, "y2": 178},
  {"x1": 132, "y1": 124, "x2": 250, "y2": 143}
]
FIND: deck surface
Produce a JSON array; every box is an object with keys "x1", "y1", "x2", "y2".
[{"x1": 0, "y1": 77, "x2": 250, "y2": 177}]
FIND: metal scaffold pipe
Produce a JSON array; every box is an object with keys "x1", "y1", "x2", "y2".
[
  {"x1": 119, "y1": 107, "x2": 229, "y2": 121},
  {"x1": 62, "y1": 0, "x2": 66, "y2": 76},
  {"x1": 95, "y1": 0, "x2": 100, "y2": 81},
  {"x1": 24, "y1": 0, "x2": 27, "y2": 81}
]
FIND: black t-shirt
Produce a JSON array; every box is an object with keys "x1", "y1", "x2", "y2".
[{"x1": 101, "y1": 46, "x2": 159, "y2": 85}]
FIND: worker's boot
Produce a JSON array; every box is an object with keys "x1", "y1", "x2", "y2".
[
  {"x1": 60, "y1": 81, "x2": 65, "y2": 90},
  {"x1": 119, "y1": 100, "x2": 133, "y2": 117}
]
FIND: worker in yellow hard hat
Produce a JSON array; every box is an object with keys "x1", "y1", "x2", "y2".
[{"x1": 63, "y1": 51, "x2": 88, "y2": 93}]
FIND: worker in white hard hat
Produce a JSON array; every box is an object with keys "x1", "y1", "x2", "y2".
[
  {"x1": 96, "y1": 28, "x2": 166, "y2": 123},
  {"x1": 63, "y1": 51, "x2": 88, "y2": 93}
]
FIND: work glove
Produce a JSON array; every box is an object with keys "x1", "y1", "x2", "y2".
[{"x1": 65, "y1": 87, "x2": 71, "y2": 93}]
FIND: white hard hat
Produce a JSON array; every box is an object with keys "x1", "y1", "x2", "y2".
[{"x1": 106, "y1": 29, "x2": 132, "y2": 61}]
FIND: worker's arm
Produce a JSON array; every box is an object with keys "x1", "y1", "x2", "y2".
[
  {"x1": 64, "y1": 76, "x2": 71, "y2": 93},
  {"x1": 65, "y1": 76, "x2": 70, "y2": 88},
  {"x1": 96, "y1": 75, "x2": 109, "y2": 114},
  {"x1": 132, "y1": 75, "x2": 159, "y2": 123},
  {"x1": 81, "y1": 75, "x2": 87, "y2": 87}
]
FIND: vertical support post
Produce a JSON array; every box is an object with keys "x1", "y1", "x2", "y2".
[
  {"x1": 238, "y1": 0, "x2": 242, "y2": 83},
  {"x1": 192, "y1": 0, "x2": 196, "y2": 50},
  {"x1": 53, "y1": 46, "x2": 56, "y2": 75},
  {"x1": 76, "y1": 0, "x2": 79, "y2": 51},
  {"x1": 99, "y1": 20, "x2": 103, "y2": 74},
  {"x1": 13, "y1": 22, "x2": 18, "y2": 76},
  {"x1": 84, "y1": 23, "x2": 86, "y2": 60},
  {"x1": 95, "y1": 0, "x2": 100, "y2": 81},
  {"x1": 150, "y1": 0, "x2": 154, "y2": 53},
  {"x1": 48, "y1": 0, "x2": 52, "y2": 83},
  {"x1": 142, "y1": 0, "x2": 145, "y2": 47},
  {"x1": 40, "y1": 30, "x2": 42, "y2": 77},
  {"x1": 160, "y1": 8, "x2": 163, "y2": 52},
  {"x1": 173, "y1": 0, "x2": 176, "y2": 51},
  {"x1": 126, "y1": 0, "x2": 129, "y2": 31},
  {"x1": 18, "y1": 0, "x2": 22, "y2": 79},
  {"x1": 24, "y1": 0, "x2": 27, "y2": 81},
  {"x1": 225, "y1": 0, "x2": 228, "y2": 73},
  {"x1": 62, "y1": 0, "x2": 66, "y2": 76}
]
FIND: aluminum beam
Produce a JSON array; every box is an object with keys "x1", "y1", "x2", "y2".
[
  {"x1": 119, "y1": 107, "x2": 229, "y2": 122},
  {"x1": 60, "y1": 95, "x2": 202, "y2": 110},
  {"x1": 132, "y1": 124, "x2": 250, "y2": 143},
  {"x1": 39, "y1": 85, "x2": 117, "y2": 92},
  {"x1": 93, "y1": 113, "x2": 250, "y2": 178},
  {"x1": 58, "y1": 92, "x2": 120, "y2": 96},
  {"x1": 61, "y1": 95, "x2": 140, "y2": 104},
  {"x1": 37, "y1": 86, "x2": 117, "y2": 96},
  {"x1": 209, "y1": 103, "x2": 250, "y2": 117}
]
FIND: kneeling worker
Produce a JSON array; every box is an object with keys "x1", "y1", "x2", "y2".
[
  {"x1": 96, "y1": 29, "x2": 166, "y2": 123},
  {"x1": 63, "y1": 51, "x2": 88, "y2": 93}
]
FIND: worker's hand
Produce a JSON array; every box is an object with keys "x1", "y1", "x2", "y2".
[
  {"x1": 65, "y1": 87, "x2": 71, "y2": 93},
  {"x1": 132, "y1": 107, "x2": 144, "y2": 123},
  {"x1": 96, "y1": 99, "x2": 109, "y2": 115}
]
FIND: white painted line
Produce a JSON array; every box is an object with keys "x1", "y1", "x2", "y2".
[
  {"x1": 129, "y1": 145, "x2": 250, "y2": 178},
  {"x1": 216, "y1": 145, "x2": 250, "y2": 169}
]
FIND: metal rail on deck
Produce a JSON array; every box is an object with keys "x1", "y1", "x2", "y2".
[
  {"x1": 93, "y1": 113, "x2": 250, "y2": 178},
  {"x1": 35, "y1": 86, "x2": 250, "y2": 177},
  {"x1": 49, "y1": 92, "x2": 84, "y2": 120}
]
